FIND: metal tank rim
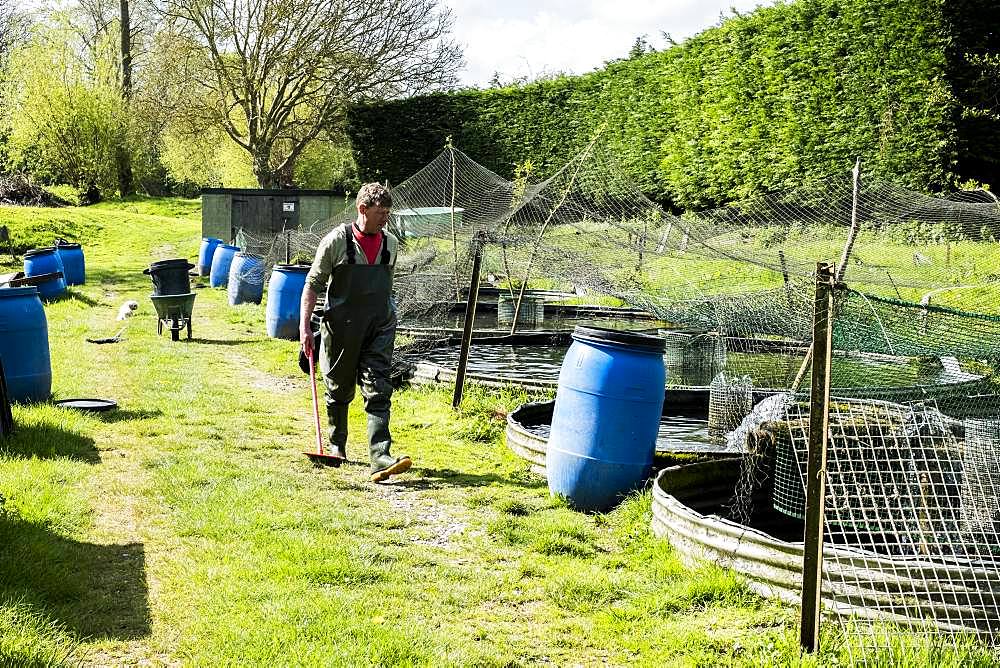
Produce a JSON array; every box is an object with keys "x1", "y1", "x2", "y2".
[{"x1": 651, "y1": 461, "x2": 1000, "y2": 637}]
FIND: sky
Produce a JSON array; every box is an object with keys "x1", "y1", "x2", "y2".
[{"x1": 447, "y1": 0, "x2": 779, "y2": 88}]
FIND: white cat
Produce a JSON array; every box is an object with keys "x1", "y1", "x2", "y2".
[{"x1": 116, "y1": 300, "x2": 139, "y2": 321}]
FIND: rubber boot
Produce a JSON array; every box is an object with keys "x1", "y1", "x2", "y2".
[
  {"x1": 367, "y1": 411, "x2": 411, "y2": 482},
  {"x1": 326, "y1": 403, "x2": 349, "y2": 462},
  {"x1": 369, "y1": 442, "x2": 412, "y2": 482}
]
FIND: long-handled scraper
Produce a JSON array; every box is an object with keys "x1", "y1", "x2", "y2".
[{"x1": 303, "y1": 347, "x2": 345, "y2": 467}]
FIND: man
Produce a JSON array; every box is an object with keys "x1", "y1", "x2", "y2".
[{"x1": 300, "y1": 183, "x2": 412, "y2": 482}]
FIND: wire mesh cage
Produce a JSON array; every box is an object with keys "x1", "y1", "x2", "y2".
[
  {"x1": 662, "y1": 330, "x2": 727, "y2": 387},
  {"x1": 708, "y1": 373, "x2": 754, "y2": 436}
]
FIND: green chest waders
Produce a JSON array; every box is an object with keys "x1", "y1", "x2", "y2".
[{"x1": 321, "y1": 224, "x2": 411, "y2": 480}]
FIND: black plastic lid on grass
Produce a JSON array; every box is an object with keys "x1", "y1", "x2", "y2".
[
  {"x1": 54, "y1": 398, "x2": 118, "y2": 412},
  {"x1": 571, "y1": 325, "x2": 666, "y2": 353},
  {"x1": 55, "y1": 239, "x2": 81, "y2": 249}
]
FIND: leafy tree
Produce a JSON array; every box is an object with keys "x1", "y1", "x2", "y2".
[
  {"x1": 71, "y1": 0, "x2": 158, "y2": 194},
  {"x1": 160, "y1": 123, "x2": 256, "y2": 188},
  {"x1": 155, "y1": 0, "x2": 463, "y2": 188},
  {"x1": 1, "y1": 19, "x2": 157, "y2": 198},
  {"x1": 0, "y1": 1, "x2": 28, "y2": 69}
]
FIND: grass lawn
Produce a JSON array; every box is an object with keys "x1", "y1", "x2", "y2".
[{"x1": 0, "y1": 198, "x2": 996, "y2": 666}]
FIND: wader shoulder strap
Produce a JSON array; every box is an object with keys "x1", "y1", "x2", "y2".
[
  {"x1": 343, "y1": 224, "x2": 356, "y2": 264},
  {"x1": 380, "y1": 238, "x2": 391, "y2": 265}
]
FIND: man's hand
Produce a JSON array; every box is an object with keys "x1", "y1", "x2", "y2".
[
  {"x1": 300, "y1": 325, "x2": 314, "y2": 360},
  {"x1": 300, "y1": 285, "x2": 318, "y2": 360}
]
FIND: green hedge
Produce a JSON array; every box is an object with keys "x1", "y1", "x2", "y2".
[{"x1": 347, "y1": 0, "x2": 1000, "y2": 210}]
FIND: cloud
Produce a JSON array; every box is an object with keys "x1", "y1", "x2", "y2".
[{"x1": 445, "y1": 0, "x2": 774, "y2": 87}]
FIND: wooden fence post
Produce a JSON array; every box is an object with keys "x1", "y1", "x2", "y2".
[
  {"x1": 453, "y1": 233, "x2": 485, "y2": 409},
  {"x1": 800, "y1": 261, "x2": 834, "y2": 653},
  {"x1": 0, "y1": 357, "x2": 14, "y2": 437}
]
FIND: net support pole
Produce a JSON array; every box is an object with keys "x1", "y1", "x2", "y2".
[
  {"x1": 834, "y1": 157, "x2": 863, "y2": 284},
  {"x1": 778, "y1": 250, "x2": 794, "y2": 311},
  {"x1": 453, "y1": 233, "x2": 485, "y2": 409},
  {"x1": 800, "y1": 261, "x2": 834, "y2": 654},
  {"x1": 791, "y1": 158, "x2": 860, "y2": 392},
  {"x1": 450, "y1": 148, "x2": 461, "y2": 301},
  {"x1": 509, "y1": 129, "x2": 604, "y2": 335}
]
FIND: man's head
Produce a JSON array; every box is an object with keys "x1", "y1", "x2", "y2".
[{"x1": 355, "y1": 183, "x2": 392, "y2": 235}]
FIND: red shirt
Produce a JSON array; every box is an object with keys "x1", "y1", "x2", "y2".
[{"x1": 352, "y1": 224, "x2": 383, "y2": 265}]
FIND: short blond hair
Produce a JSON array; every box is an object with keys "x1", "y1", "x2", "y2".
[{"x1": 356, "y1": 183, "x2": 392, "y2": 209}]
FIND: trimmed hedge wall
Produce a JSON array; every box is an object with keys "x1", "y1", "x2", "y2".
[{"x1": 347, "y1": 0, "x2": 1000, "y2": 210}]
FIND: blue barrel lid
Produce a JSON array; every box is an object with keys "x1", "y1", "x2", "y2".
[
  {"x1": 235, "y1": 252, "x2": 263, "y2": 260},
  {"x1": 202, "y1": 237, "x2": 223, "y2": 243},
  {"x1": 0, "y1": 285, "x2": 38, "y2": 297},
  {"x1": 274, "y1": 263, "x2": 310, "y2": 273},
  {"x1": 219, "y1": 244, "x2": 240, "y2": 251},
  {"x1": 55, "y1": 238, "x2": 81, "y2": 249},
  {"x1": 24, "y1": 246, "x2": 57, "y2": 258},
  {"x1": 0, "y1": 286, "x2": 40, "y2": 297},
  {"x1": 571, "y1": 325, "x2": 665, "y2": 352}
]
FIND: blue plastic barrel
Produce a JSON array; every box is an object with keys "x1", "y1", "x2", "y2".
[
  {"x1": 54, "y1": 240, "x2": 85, "y2": 285},
  {"x1": 546, "y1": 326, "x2": 666, "y2": 511},
  {"x1": 209, "y1": 243, "x2": 240, "y2": 288},
  {"x1": 0, "y1": 287, "x2": 52, "y2": 402},
  {"x1": 266, "y1": 264, "x2": 309, "y2": 339},
  {"x1": 23, "y1": 247, "x2": 67, "y2": 299},
  {"x1": 197, "y1": 237, "x2": 223, "y2": 276},
  {"x1": 227, "y1": 253, "x2": 265, "y2": 306}
]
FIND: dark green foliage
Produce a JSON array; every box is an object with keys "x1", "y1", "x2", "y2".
[
  {"x1": 942, "y1": 0, "x2": 1000, "y2": 187},
  {"x1": 347, "y1": 0, "x2": 1000, "y2": 209}
]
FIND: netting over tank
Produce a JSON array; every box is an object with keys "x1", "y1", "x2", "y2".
[
  {"x1": 725, "y1": 290, "x2": 1000, "y2": 661},
  {"x1": 373, "y1": 144, "x2": 1000, "y2": 659},
  {"x1": 244, "y1": 144, "x2": 1000, "y2": 373},
  {"x1": 253, "y1": 142, "x2": 1000, "y2": 655}
]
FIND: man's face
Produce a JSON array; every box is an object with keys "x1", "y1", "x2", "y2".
[{"x1": 358, "y1": 204, "x2": 390, "y2": 234}]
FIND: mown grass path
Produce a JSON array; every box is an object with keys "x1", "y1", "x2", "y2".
[{"x1": 1, "y1": 199, "x2": 994, "y2": 667}]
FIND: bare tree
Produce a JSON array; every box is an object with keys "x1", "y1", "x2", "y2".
[
  {"x1": 70, "y1": 0, "x2": 153, "y2": 194},
  {"x1": 73, "y1": 0, "x2": 146, "y2": 82},
  {"x1": 0, "y1": 1, "x2": 29, "y2": 70},
  {"x1": 120, "y1": 0, "x2": 132, "y2": 96},
  {"x1": 157, "y1": 0, "x2": 463, "y2": 188}
]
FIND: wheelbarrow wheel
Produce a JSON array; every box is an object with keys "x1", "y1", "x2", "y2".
[{"x1": 170, "y1": 318, "x2": 180, "y2": 341}]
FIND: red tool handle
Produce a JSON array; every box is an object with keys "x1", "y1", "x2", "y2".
[{"x1": 307, "y1": 348, "x2": 324, "y2": 455}]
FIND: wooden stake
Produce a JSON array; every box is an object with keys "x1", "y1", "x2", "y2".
[
  {"x1": 453, "y1": 233, "x2": 485, "y2": 409},
  {"x1": 800, "y1": 262, "x2": 834, "y2": 654},
  {"x1": 778, "y1": 250, "x2": 793, "y2": 311},
  {"x1": 0, "y1": 357, "x2": 14, "y2": 437}
]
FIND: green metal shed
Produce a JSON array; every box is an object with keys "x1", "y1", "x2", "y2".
[{"x1": 201, "y1": 188, "x2": 348, "y2": 241}]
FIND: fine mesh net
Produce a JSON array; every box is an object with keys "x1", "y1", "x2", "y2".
[
  {"x1": 373, "y1": 144, "x2": 1000, "y2": 659},
  {"x1": 248, "y1": 143, "x2": 1000, "y2": 656}
]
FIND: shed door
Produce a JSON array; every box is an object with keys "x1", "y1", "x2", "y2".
[
  {"x1": 232, "y1": 196, "x2": 277, "y2": 236},
  {"x1": 230, "y1": 198, "x2": 247, "y2": 242}
]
